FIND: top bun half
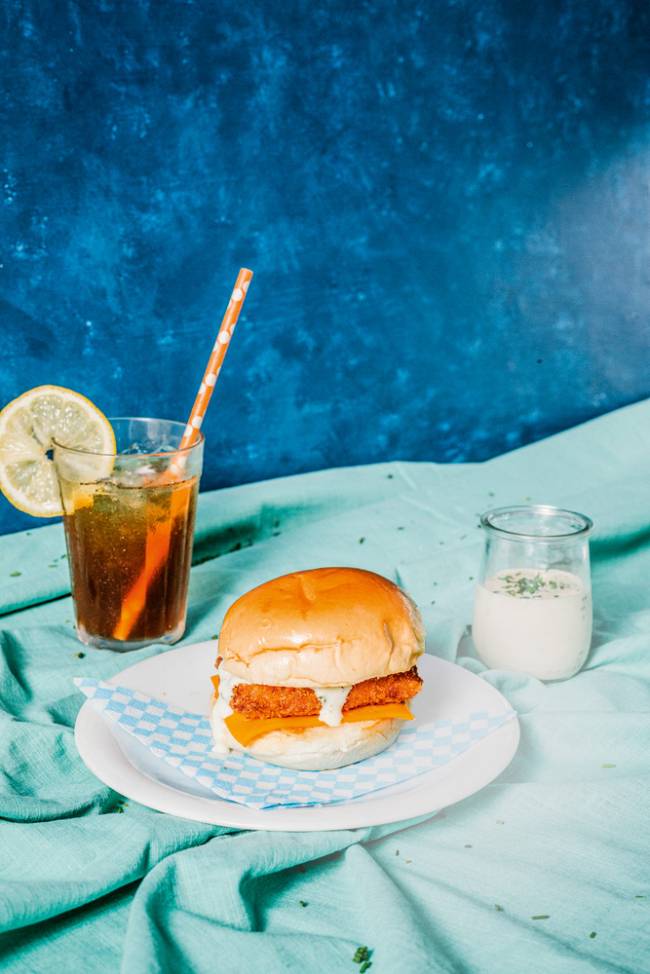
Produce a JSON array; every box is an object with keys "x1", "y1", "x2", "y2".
[{"x1": 218, "y1": 567, "x2": 425, "y2": 687}]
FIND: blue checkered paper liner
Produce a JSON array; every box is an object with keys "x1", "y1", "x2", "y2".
[{"x1": 75, "y1": 678, "x2": 516, "y2": 810}]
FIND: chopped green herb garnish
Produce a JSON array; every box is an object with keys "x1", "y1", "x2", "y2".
[
  {"x1": 464, "y1": 844, "x2": 472, "y2": 848},
  {"x1": 498, "y1": 571, "x2": 570, "y2": 599},
  {"x1": 76, "y1": 652, "x2": 86, "y2": 659},
  {"x1": 589, "y1": 932, "x2": 597, "y2": 939},
  {"x1": 531, "y1": 915, "x2": 550, "y2": 921},
  {"x1": 353, "y1": 946, "x2": 373, "y2": 970},
  {"x1": 299, "y1": 900, "x2": 308, "y2": 907},
  {"x1": 386, "y1": 473, "x2": 394, "y2": 479},
  {"x1": 358, "y1": 537, "x2": 365, "y2": 544},
  {"x1": 9, "y1": 571, "x2": 21, "y2": 577},
  {"x1": 634, "y1": 895, "x2": 647, "y2": 899},
  {"x1": 602, "y1": 763, "x2": 616, "y2": 769},
  {"x1": 495, "y1": 904, "x2": 504, "y2": 912}
]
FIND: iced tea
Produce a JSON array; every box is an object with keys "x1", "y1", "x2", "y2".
[{"x1": 54, "y1": 418, "x2": 204, "y2": 651}]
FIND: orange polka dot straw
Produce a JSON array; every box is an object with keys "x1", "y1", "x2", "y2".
[
  {"x1": 113, "y1": 267, "x2": 253, "y2": 641},
  {"x1": 180, "y1": 266, "x2": 254, "y2": 448}
]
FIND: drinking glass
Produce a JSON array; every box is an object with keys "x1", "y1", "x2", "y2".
[
  {"x1": 472, "y1": 505, "x2": 593, "y2": 680},
  {"x1": 54, "y1": 417, "x2": 203, "y2": 651}
]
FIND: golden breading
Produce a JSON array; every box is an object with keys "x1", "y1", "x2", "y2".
[{"x1": 228, "y1": 666, "x2": 422, "y2": 720}]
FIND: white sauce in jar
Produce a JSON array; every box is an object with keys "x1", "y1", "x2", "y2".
[{"x1": 472, "y1": 568, "x2": 592, "y2": 680}]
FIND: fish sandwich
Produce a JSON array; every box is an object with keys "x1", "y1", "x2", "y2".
[{"x1": 210, "y1": 567, "x2": 424, "y2": 771}]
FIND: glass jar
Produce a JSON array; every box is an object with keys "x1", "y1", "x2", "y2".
[{"x1": 472, "y1": 505, "x2": 593, "y2": 680}]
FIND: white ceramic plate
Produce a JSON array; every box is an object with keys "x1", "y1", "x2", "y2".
[{"x1": 74, "y1": 642, "x2": 519, "y2": 831}]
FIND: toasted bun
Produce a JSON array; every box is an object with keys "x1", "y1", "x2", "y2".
[
  {"x1": 211, "y1": 701, "x2": 401, "y2": 770},
  {"x1": 218, "y1": 567, "x2": 425, "y2": 687}
]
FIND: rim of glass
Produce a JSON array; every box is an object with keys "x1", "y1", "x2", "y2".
[
  {"x1": 480, "y1": 504, "x2": 593, "y2": 541},
  {"x1": 52, "y1": 416, "x2": 204, "y2": 458}
]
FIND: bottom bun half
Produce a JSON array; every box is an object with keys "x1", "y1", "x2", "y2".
[{"x1": 210, "y1": 702, "x2": 402, "y2": 771}]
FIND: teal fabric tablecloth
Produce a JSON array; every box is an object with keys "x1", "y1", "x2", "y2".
[{"x1": 1, "y1": 401, "x2": 650, "y2": 973}]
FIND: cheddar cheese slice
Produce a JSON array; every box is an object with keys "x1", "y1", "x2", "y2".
[{"x1": 224, "y1": 703, "x2": 413, "y2": 747}]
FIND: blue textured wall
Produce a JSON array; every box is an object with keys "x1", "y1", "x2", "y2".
[{"x1": 1, "y1": 1, "x2": 649, "y2": 534}]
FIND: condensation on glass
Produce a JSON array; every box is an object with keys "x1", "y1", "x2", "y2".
[{"x1": 54, "y1": 417, "x2": 203, "y2": 652}]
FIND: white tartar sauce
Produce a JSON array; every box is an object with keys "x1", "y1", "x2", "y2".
[
  {"x1": 472, "y1": 568, "x2": 592, "y2": 680},
  {"x1": 314, "y1": 687, "x2": 350, "y2": 726}
]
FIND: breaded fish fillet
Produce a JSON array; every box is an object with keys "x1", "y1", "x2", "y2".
[{"x1": 227, "y1": 666, "x2": 423, "y2": 720}]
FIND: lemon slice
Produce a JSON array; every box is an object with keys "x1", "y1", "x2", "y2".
[{"x1": 0, "y1": 386, "x2": 115, "y2": 517}]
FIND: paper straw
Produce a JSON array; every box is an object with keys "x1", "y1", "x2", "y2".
[
  {"x1": 179, "y1": 267, "x2": 254, "y2": 448},
  {"x1": 113, "y1": 268, "x2": 253, "y2": 641}
]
